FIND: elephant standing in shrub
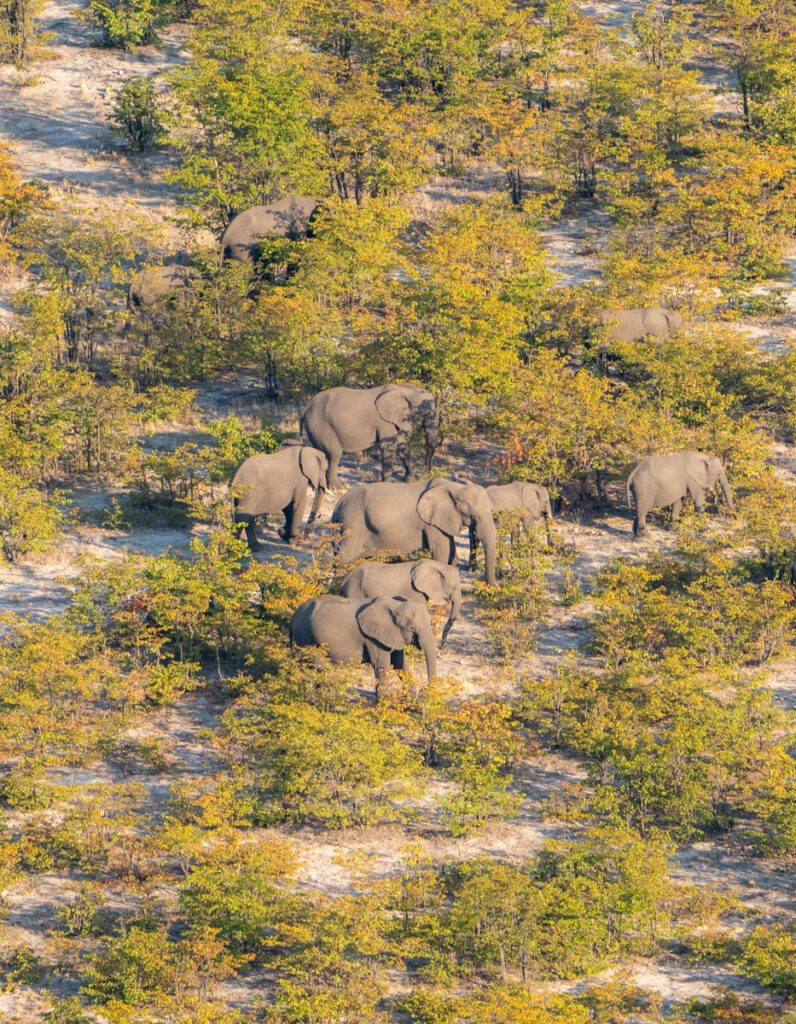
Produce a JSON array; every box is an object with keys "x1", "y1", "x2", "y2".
[
  {"x1": 597, "y1": 307, "x2": 684, "y2": 342},
  {"x1": 627, "y1": 451, "x2": 734, "y2": 536},
  {"x1": 221, "y1": 196, "x2": 318, "y2": 262},
  {"x1": 127, "y1": 264, "x2": 197, "y2": 314},
  {"x1": 230, "y1": 443, "x2": 328, "y2": 550},
  {"x1": 469, "y1": 482, "x2": 553, "y2": 569},
  {"x1": 290, "y1": 595, "x2": 437, "y2": 693},
  {"x1": 340, "y1": 559, "x2": 462, "y2": 646},
  {"x1": 301, "y1": 384, "x2": 438, "y2": 490},
  {"x1": 332, "y1": 477, "x2": 497, "y2": 584}
]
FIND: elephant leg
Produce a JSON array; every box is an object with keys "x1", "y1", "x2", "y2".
[
  {"x1": 633, "y1": 502, "x2": 648, "y2": 537},
  {"x1": 380, "y1": 440, "x2": 396, "y2": 481},
  {"x1": 396, "y1": 438, "x2": 412, "y2": 481},
  {"x1": 670, "y1": 497, "x2": 683, "y2": 523},
  {"x1": 244, "y1": 519, "x2": 262, "y2": 552},
  {"x1": 391, "y1": 649, "x2": 405, "y2": 671},
  {"x1": 327, "y1": 448, "x2": 343, "y2": 491},
  {"x1": 336, "y1": 531, "x2": 362, "y2": 564},
  {"x1": 467, "y1": 520, "x2": 479, "y2": 571},
  {"x1": 688, "y1": 485, "x2": 705, "y2": 513},
  {"x1": 285, "y1": 488, "x2": 307, "y2": 542}
]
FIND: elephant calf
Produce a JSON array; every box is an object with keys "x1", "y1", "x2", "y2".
[
  {"x1": 290, "y1": 594, "x2": 437, "y2": 696},
  {"x1": 230, "y1": 443, "x2": 328, "y2": 551},
  {"x1": 340, "y1": 559, "x2": 462, "y2": 646},
  {"x1": 469, "y1": 482, "x2": 553, "y2": 569},
  {"x1": 597, "y1": 306, "x2": 684, "y2": 343},
  {"x1": 628, "y1": 451, "x2": 734, "y2": 536}
]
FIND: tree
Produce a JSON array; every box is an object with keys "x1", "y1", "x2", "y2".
[
  {"x1": 111, "y1": 75, "x2": 163, "y2": 152},
  {"x1": 0, "y1": 0, "x2": 45, "y2": 64}
]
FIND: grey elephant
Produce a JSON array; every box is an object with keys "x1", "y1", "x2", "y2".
[
  {"x1": 340, "y1": 559, "x2": 462, "y2": 646},
  {"x1": 127, "y1": 264, "x2": 197, "y2": 313},
  {"x1": 332, "y1": 477, "x2": 497, "y2": 585},
  {"x1": 301, "y1": 384, "x2": 438, "y2": 490},
  {"x1": 230, "y1": 443, "x2": 328, "y2": 550},
  {"x1": 221, "y1": 196, "x2": 319, "y2": 263},
  {"x1": 468, "y1": 482, "x2": 553, "y2": 569},
  {"x1": 597, "y1": 307, "x2": 684, "y2": 343},
  {"x1": 628, "y1": 451, "x2": 734, "y2": 536},
  {"x1": 290, "y1": 594, "x2": 437, "y2": 694}
]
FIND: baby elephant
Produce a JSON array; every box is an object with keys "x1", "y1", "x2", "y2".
[
  {"x1": 628, "y1": 451, "x2": 734, "y2": 536},
  {"x1": 340, "y1": 559, "x2": 462, "y2": 646},
  {"x1": 230, "y1": 443, "x2": 328, "y2": 551},
  {"x1": 469, "y1": 482, "x2": 553, "y2": 568},
  {"x1": 290, "y1": 595, "x2": 437, "y2": 695}
]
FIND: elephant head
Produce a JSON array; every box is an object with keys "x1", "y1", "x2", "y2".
[
  {"x1": 376, "y1": 386, "x2": 439, "y2": 465},
  {"x1": 694, "y1": 454, "x2": 734, "y2": 512},
  {"x1": 410, "y1": 560, "x2": 462, "y2": 646},
  {"x1": 418, "y1": 479, "x2": 497, "y2": 585},
  {"x1": 298, "y1": 446, "x2": 328, "y2": 492},
  {"x1": 356, "y1": 597, "x2": 437, "y2": 680}
]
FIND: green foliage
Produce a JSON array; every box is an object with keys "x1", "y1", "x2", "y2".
[
  {"x1": 111, "y1": 75, "x2": 163, "y2": 151},
  {"x1": 740, "y1": 924, "x2": 796, "y2": 996},
  {"x1": 0, "y1": 468, "x2": 63, "y2": 560},
  {"x1": 0, "y1": 0, "x2": 46, "y2": 63},
  {"x1": 87, "y1": 0, "x2": 171, "y2": 48},
  {"x1": 252, "y1": 703, "x2": 426, "y2": 827}
]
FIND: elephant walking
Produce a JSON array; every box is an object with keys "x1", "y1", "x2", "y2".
[
  {"x1": 230, "y1": 443, "x2": 328, "y2": 551},
  {"x1": 290, "y1": 595, "x2": 437, "y2": 695},
  {"x1": 469, "y1": 482, "x2": 553, "y2": 569},
  {"x1": 332, "y1": 477, "x2": 497, "y2": 585},
  {"x1": 597, "y1": 307, "x2": 684, "y2": 343},
  {"x1": 301, "y1": 384, "x2": 438, "y2": 490},
  {"x1": 627, "y1": 451, "x2": 734, "y2": 536},
  {"x1": 340, "y1": 559, "x2": 462, "y2": 646}
]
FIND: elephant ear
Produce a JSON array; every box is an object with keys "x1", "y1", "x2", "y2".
[
  {"x1": 299, "y1": 447, "x2": 324, "y2": 489},
  {"x1": 411, "y1": 561, "x2": 446, "y2": 602},
  {"x1": 521, "y1": 484, "x2": 544, "y2": 516},
  {"x1": 686, "y1": 453, "x2": 711, "y2": 487},
  {"x1": 375, "y1": 388, "x2": 413, "y2": 431},
  {"x1": 356, "y1": 599, "x2": 405, "y2": 651},
  {"x1": 417, "y1": 480, "x2": 463, "y2": 537}
]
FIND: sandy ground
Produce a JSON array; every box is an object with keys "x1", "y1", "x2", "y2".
[{"x1": 0, "y1": 0, "x2": 793, "y2": 1019}]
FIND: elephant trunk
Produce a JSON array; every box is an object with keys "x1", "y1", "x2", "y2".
[
  {"x1": 305, "y1": 483, "x2": 325, "y2": 532},
  {"x1": 544, "y1": 498, "x2": 554, "y2": 544},
  {"x1": 718, "y1": 470, "x2": 735, "y2": 512},
  {"x1": 417, "y1": 623, "x2": 437, "y2": 680},
  {"x1": 440, "y1": 589, "x2": 461, "y2": 648},
  {"x1": 477, "y1": 515, "x2": 497, "y2": 585}
]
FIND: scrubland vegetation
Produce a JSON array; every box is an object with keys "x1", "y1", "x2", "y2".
[{"x1": 0, "y1": 0, "x2": 794, "y2": 1021}]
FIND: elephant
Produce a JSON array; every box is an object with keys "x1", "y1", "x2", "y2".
[
  {"x1": 468, "y1": 482, "x2": 553, "y2": 569},
  {"x1": 597, "y1": 307, "x2": 684, "y2": 343},
  {"x1": 127, "y1": 264, "x2": 197, "y2": 314},
  {"x1": 332, "y1": 477, "x2": 497, "y2": 585},
  {"x1": 340, "y1": 558, "x2": 462, "y2": 646},
  {"x1": 627, "y1": 451, "x2": 734, "y2": 536},
  {"x1": 301, "y1": 384, "x2": 438, "y2": 490},
  {"x1": 221, "y1": 196, "x2": 319, "y2": 263},
  {"x1": 289, "y1": 594, "x2": 437, "y2": 693},
  {"x1": 230, "y1": 443, "x2": 328, "y2": 551}
]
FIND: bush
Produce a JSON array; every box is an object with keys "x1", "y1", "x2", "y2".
[
  {"x1": 740, "y1": 924, "x2": 796, "y2": 996},
  {"x1": 111, "y1": 76, "x2": 162, "y2": 152},
  {"x1": 87, "y1": 0, "x2": 168, "y2": 48},
  {"x1": 0, "y1": 469, "x2": 63, "y2": 561}
]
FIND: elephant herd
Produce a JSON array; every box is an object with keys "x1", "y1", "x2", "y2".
[{"x1": 229, "y1": 382, "x2": 735, "y2": 694}]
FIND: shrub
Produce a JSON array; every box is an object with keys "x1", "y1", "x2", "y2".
[
  {"x1": 111, "y1": 76, "x2": 162, "y2": 152},
  {"x1": 0, "y1": 469, "x2": 63, "y2": 561},
  {"x1": 87, "y1": 0, "x2": 167, "y2": 48},
  {"x1": 740, "y1": 924, "x2": 796, "y2": 996}
]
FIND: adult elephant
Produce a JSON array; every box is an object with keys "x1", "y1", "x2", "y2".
[
  {"x1": 332, "y1": 477, "x2": 497, "y2": 585},
  {"x1": 290, "y1": 595, "x2": 437, "y2": 695},
  {"x1": 221, "y1": 196, "x2": 319, "y2": 263},
  {"x1": 469, "y1": 482, "x2": 553, "y2": 568},
  {"x1": 340, "y1": 559, "x2": 462, "y2": 646},
  {"x1": 230, "y1": 443, "x2": 328, "y2": 550},
  {"x1": 627, "y1": 451, "x2": 734, "y2": 536},
  {"x1": 301, "y1": 384, "x2": 438, "y2": 490},
  {"x1": 127, "y1": 264, "x2": 197, "y2": 314},
  {"x1": 597, "y1": 307, "x2": 684, "y2": 343}
]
